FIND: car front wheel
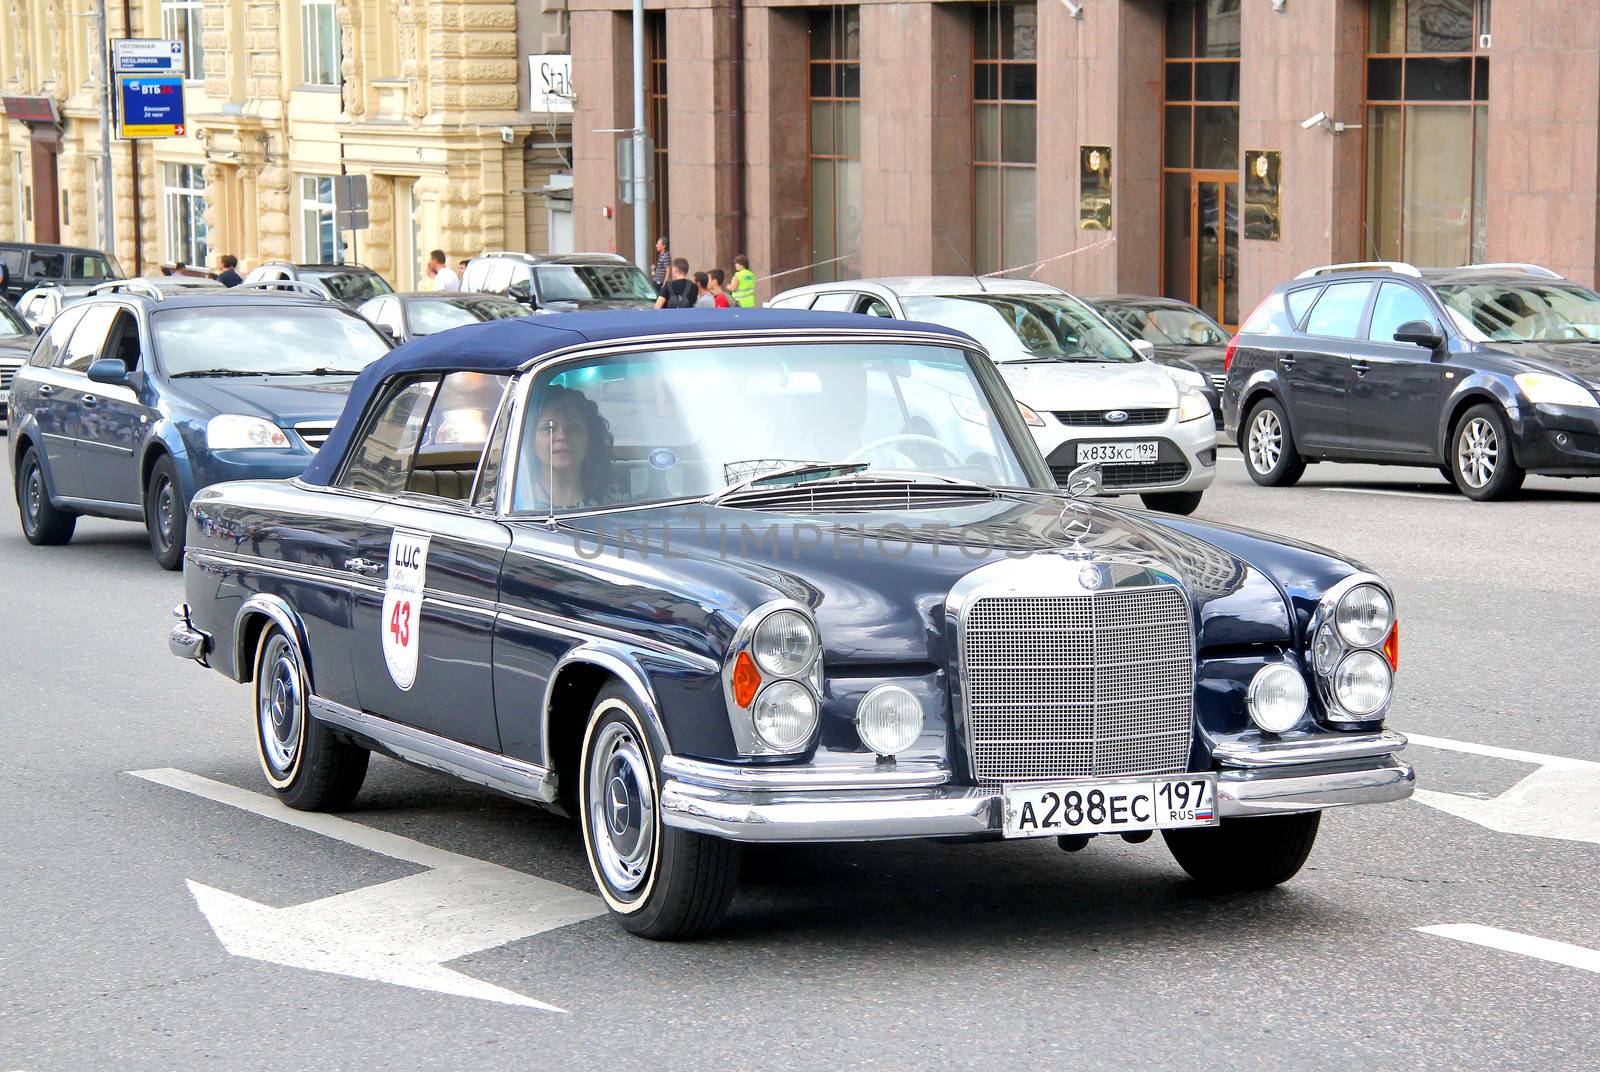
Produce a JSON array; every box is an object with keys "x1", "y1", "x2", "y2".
[
  {"x1": 579, "y1": 685, "x2": 740, "y2": 940},
  {"x1": 253, "y1": 624, "x2": 369, "y2": 810},
  {"x1": 16, "y1": 445, "x2": 76, "y2": 545},
  {"x1": 1162, "y1": 811, "x2": 1321, "y2": 892},
  {"x1": 1451, "y1": 403, "x2": 1524, "y2": 501},
  {"x1": 1242, "y1": 398, "x2": 1307, "y2": 487},
  {"x1": 145, "y1": 454, "x2": 186, "y2": 570}
]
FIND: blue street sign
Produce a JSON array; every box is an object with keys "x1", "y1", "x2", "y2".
[{"x1": 118, "y1": 75, "x2": 186, "y2": 138}]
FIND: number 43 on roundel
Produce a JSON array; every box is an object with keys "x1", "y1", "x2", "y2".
[{"x1": 381, "y1": 532, "x2": 431, "y2": 691}]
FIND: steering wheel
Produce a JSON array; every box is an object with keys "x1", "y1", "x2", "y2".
[{"x1": 844, "y1": 434, "x2": 964, "y2": 465}]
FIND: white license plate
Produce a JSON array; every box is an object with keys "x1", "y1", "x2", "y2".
[
  {"x1": 1077, "y1": 440, "x2": 1159, "y2": 464},
  {"x1": 1002, "y1": 774, "x2": 1219, "y2": 839}
]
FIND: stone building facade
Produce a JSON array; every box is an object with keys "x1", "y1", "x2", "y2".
[
  {"x1": 571, "y1": 0, "x2": 1600, "y2": 326},
  {"x1": 2, "y1": 0, "x2": 574, "y2": 289}
]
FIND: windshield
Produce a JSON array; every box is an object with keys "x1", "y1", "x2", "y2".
[
  {"x1": 302, "y1": 268, "x2": 394, "y2": 303},
  {"x1": 899, "y1": 294, "x2": 1140, "y2": 363},
  {"x1": 1104, "y1": 303, "x2": 1227, "y2": 347},
  {"x1": 510, "y1": 343, "x2": 1039, "y2": 512},
  {"x1": 0, "y1": 297, "x2": 29, "y2": 338},
  {"x1": 535, "y1": 265, "x2": 658, "y2": 303},
  {"x1": 152, "y1": 306, "x2": 392, "y2": 376},
  {"x1": 408, "y1": 296, "x2": 528, "y2": 336},
  {"x1": 1435, "y1": 283, "x2": 1600, "y2": 342}
]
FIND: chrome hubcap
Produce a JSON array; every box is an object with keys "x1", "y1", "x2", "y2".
[
  {"x1": 586, "y1": 720, "x2": 654, "y2": 895},
  {"x1": 1457, "y1": 417, "x2": 1498, "y2": 488},
  {"x1": 1248, "y1": 410, "x2": 1283, "y2": 473},
  {"x1": 257, "y1": 635, "x2": 302, "y2": 774}
]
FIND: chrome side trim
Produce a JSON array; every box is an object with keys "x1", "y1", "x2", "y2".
[
  {"x1": 191, "y1": 548, "x2": 385, "y2": 595},
  {"x1": 232, "y1": 594, "x2": 316, "y2": 688},
  {"x1": 309, "y1": 695, "x2": 557, "y2": 804},
  {"x1": 660, "y1": 753, "x2": 949, "y2": 792},
  {"x1": 496, "y1": 605, "x2": 719, "y2": 671},
  {"x1": 1212, "y1": 730, "x2": 1407, "y2": 768}
]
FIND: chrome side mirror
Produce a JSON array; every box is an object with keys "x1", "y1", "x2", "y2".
[{"x1": 1064, "y1": 461, "x2": 1103, "y2": 498}]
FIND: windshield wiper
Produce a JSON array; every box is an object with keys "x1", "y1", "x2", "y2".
[
  {"x1": 706, "y1": 462, "x2": 870, "y2": 503},
  {"x1": 292, "y1": 367, "x2": 363, "y2": 376},
  {"x1": 170, "y1": 369, "x2": 286, "y2": 378}
]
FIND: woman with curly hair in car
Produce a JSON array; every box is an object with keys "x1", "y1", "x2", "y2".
[{"x1": 520, "y1": 383, "x2": 617, "y2": 511}]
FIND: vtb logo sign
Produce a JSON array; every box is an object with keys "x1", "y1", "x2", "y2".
[{"x1": 131, "y1": 81, "x2": 176, "y2": 95}]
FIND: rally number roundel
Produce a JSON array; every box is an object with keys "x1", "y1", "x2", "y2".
[{"x1": 382, "y1": 531, "x2": 431, "y2": 691}]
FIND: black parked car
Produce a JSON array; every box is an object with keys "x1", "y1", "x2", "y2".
[
  {"x1": 1092, "y1": 295, "x2": 1229, "y2": 426},
  {"x1": 356, "y1": 291, "x2": 528, "y2": 344},
  {"x1": 1224, "y1": 262, "x2": 1600, "y2": 500},
  {"x1": 8, "y1": 280, "x2": 391, "y2": 567},
  {"x1": 460, "y1": 252, "x2": 658, "y2": 311},
  {"x1": 170, "y1": 308, "x2": 1412, "y2": 940},
  {"x1": 243, "y1": 262, "x2": 395, "y2": 307},
  {"x1": 0, "y1": 296, "x2": 38, "y2": 424},
  {"x1": 0, "y1": 243, "x2": 123, "y2": 302}
]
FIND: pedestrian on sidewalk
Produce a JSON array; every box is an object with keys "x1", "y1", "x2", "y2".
[
  {"x1": 730, "y1": 254, "x2": 756, "y2": 308},
  {"x1": 426, "y1": 250, "x2": 460, "y2": 292},
  {"x1": 216, "y1": 255, "x2": 243, "y2": 287},
  {"x1": 692, "y1": 271, "x2": 716, "y2": 308},
  {"x1": 654, "y1": 258, "x2": 697, "y2": 309},
  {"x1": 651, "y1": 237, "x2": 671, "y2": 293},
  {"x1": 707, "y1": 269, "x2": 732, "y2": 308}
]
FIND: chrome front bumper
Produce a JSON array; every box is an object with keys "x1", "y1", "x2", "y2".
[
  {"x1": 169, "y1": 602, "x2": 211, "y2": 664},
  {"x1": 660, "y1": 733, "x2": 1413, "y2": 843}
]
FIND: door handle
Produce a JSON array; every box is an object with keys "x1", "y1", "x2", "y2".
[
  {"x1": 1279, "y1": 354, "x2": 1296, "y2": 371},
  {"x1": 344, "y1": 557, "x2": 385, "y2": 576},
  {"x1": 1351, "y1": 361, "x2": 1370, "y2": 376},
  {"x1": 37, "y1": 384, "x2": 53, "y2": 396},
  {"x1": 82, "y1": 394, "x2": 99, "y2": 407}
]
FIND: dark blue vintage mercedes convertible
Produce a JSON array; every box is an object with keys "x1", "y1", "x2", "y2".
[{"x1": 171, "y1": 309, "x2": 1413, "y2": 939}]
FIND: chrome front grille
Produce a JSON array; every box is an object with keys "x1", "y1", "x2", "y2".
[
  {"x1": 962, "y1": 585, "x2": 1194, "y2": 784},
  {"x1": 0, "y1": 368, "x2": 14, "y2": 393},
  {"x1": 1051, "y1": 408, "x2": 1170, "y2": 426},
  {"x1": 1210, "y1": 373, "x2": 1226, "y2": 391},
  {"x1": 295, "y1": 422, "x2": 336, "y2": 451}
]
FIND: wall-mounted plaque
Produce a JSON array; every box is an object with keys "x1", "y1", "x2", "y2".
[
  {"x1": 1244, "y1": 149, "x2": 1281, "y2": 241},
  {"x1": 1079, "y1": 145, "x2": 1112, "y2": 231}
]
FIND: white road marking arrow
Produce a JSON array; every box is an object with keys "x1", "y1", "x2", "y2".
[
  {"x1": 129, "y1": 767, "x2": 604, "y2": 1011},
  {"x1": 1405, "y1": 733, "x2": 1600, "y2": 847},
  {"x1": 1419, "y1": 924, "x2": 1600, "y2": 976}
]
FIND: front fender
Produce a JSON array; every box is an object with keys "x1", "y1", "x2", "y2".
[
  {"x1": 1437, "y1": 374, "x2": 1519, "y2": 458},
  {"x1": 144, "y1": 417, "x2": 199, "y2": 503}
]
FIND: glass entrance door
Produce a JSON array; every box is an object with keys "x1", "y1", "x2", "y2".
[{"x1": 1192, "y1": 176, "x2": 1238, "y2": 329}]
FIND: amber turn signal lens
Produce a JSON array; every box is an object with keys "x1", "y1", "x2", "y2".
[
  {"x1": 732, "y1": 650, "x2": 763, "y2": 707},
  {"x1": 1383, "y1": 621, "x2": 1400, "y2": 671}
]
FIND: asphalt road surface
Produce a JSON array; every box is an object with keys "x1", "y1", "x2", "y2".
[{"x1": 5, "y1": 450, "x2": 1600, "y2": 1071}]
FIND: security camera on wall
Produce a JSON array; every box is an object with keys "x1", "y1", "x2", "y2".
[{"x1": 1300, "y1": 111, "x2": 1329, "y2": 131}]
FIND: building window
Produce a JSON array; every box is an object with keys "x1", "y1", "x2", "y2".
[
  {"x1": 646, "y1": 13, "x2": 669, "y2": 243},
  {"x1": 161, "y1": 0, "x2": 205, "y2": 81},
  {"x1": 808, "y1": 7, "x2": 861, "y2": 284},
  {"x1": 1365, "y1": 0, "x2": 1489, "y2": 266},
  {"x1": 300, "y1": 175, "x2": 338, "y2": 262},
  {"x1": 1162, "y1": 0, "x2": 1241, "y2": 329},
  {"x1": 301, "y1": 0, "x2": 342, "y2": 87},
  {"x1": 973, "y1": 1, "x2": 1037, "y2": 276},
  {"x1": 163, "y1": 163, "x2": 208, "y2": 266}
]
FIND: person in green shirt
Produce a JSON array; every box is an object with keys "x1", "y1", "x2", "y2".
[{"x1": 730, "y1": 254, "x2": 756, "y2": 308}]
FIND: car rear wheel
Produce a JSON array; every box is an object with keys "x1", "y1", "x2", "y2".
[
  {"x1": 1451, "y1": 403, "x2": 1524, "y2": 501},
  {"x1": 253, "y1": 624, "x2": 369, "y2": 811},
  {"x1": 16, "y1": 445, "x2": 76, "y2": 545},
  {"x1": 1242, "y1": 399, "x2": 1306, "y2": 487},
  {"x1": 1140, "y1": 491, "x2": 1204, "y2": 515},
  {"x1": 1162, "y1": 811, "x2": 1321, "y2": 892},
  {"x1": 579, "y1": 685, "x2": 740, "y2": 940},
  {"x1": 145, "y1": 454, "x2": 186, "y2": 570}
]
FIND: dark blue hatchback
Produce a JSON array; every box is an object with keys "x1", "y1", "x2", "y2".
[{"x1": 8, "y1": 280, "x2": 391, "y2": 567}]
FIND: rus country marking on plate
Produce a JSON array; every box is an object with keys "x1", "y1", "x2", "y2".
[{"x1": 382, "y1": 531, "x2": 431, "y2": 691}]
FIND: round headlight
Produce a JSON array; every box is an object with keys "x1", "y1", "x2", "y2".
[
  {"x1": 1245, "y1": 664, "x2": 1309, "y2": 734},
  {"x1": 751, "y1": 610, "x2": 818, "y2": 678},
  {"x1": 1334, "y1": 650, "x2": 1392, "y2": 717},
  {"x1": 752, "y1": 680, "x2": 818, "y2": 750},
  {"x1": 855, "y1": 684, "x2": 924, "y2": 756},
  {"x1": 1335, "y1": 584, "x2": 1393, "y2": 648}
]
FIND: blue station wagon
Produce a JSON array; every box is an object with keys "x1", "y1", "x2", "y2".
[
  {"x1": 9, "y1": 281, "x2": 392, "y2": 567},
  {"x1": 169, "y1": 310, "x2": 1413, "y2": 939}
]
